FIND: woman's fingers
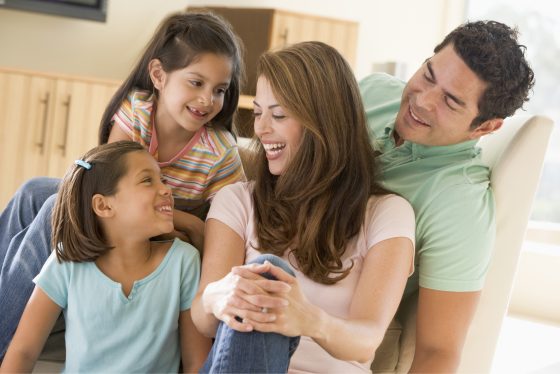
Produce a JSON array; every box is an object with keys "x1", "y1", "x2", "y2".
[
  {"x1": 243, "y1": 292, "x2": 289, "y2": 310},
  {"x1": 218, "y1": 275, "x2": 288, "y2": 313},
  {"x1": 261, "y1": 261, "x2": 296, "y2": 284},
  {"x1": 232, "y1": 265, "x2": 292, "y2": 293},
  {"x1": 222, "y1": 312, "x2": 253, "y2": 332},
  {"x1": 221, "y1": 306, "x2": 278, "y2": 332}
]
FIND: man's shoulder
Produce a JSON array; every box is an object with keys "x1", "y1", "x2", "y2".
[
  {"x1": 359, "y1": 72, "x2": 405, "y2": 99},
  {"x1": 359, "y1": 73, "x2": 404, "y2": 141},
  {"x1": 416, "y1": 160, "x2": 492, "y2": 209}
]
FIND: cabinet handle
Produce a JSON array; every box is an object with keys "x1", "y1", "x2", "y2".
[
  {"x1": 58, "y1": 95, "x2": 71, "y2": 156},
  {"x1": 36, "y1": 93, "x2": 50, "y2": 155},
  {"x1": 279, "y1": 28, "x2": 289, "y2": 46}
]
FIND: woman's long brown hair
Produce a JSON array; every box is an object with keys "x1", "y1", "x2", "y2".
[{"x1": 252, "y1": 41, "x2": 386, "y2": 285}]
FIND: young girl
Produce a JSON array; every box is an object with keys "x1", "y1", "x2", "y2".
[
  {"x1": 192, "y1": 42, "x2": 415, "y2": 373},
  {"x1": 100, "y1": 11, "x2": 246, "y2": 247},
  {"x1": 0, "y1": 141, "x2": 210, "y2": 372},
  {"x1": 0, "y1": 11, "x2": 245, "y2": 358}
]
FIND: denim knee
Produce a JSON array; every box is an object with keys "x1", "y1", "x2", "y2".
[
  {"x1": 17, "y1": 177, "x2": 60, "y2": 197},
  {"x1": 248, "y1": 254, "x2": 295, "y2": 278}
]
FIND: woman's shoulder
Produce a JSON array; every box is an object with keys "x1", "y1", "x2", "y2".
[
  {"x1": 366, "y1": 193, "x2": 414, "y2": 220},
  {"x1": 215, "y1": 181, "x2": 254, "y2": 200},
  {"x1": 362, "y1": 194, "x2": 416, "y2": 253},
  {"x1": 365, "y1": 194, "x2": 415, "y2": 226}
]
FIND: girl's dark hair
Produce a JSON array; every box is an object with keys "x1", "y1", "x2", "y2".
[
  {"x1": 51, "y1": 141, "x2": 145, "y2": 262},
  {"x1": 98, "y1": 11, "x2": 244, "y2": 143},
  {"x1": 252, "y1": 41, "x2": 386, "y2": 285},
  {"x1": 434, "y1": 20, "x2": 535, "y2": 128}
]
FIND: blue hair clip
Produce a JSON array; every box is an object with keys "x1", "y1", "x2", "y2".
[{"x1": 74, "y1": 159, "x2": 92, "y2": 170}]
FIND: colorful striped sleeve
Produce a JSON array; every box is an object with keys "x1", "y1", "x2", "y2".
[
  {"x1": 203, "y1": 146, "x2": 246, "y2": 201},
  {"x1": 111, "y1": 92, "x2": 135, "y2": 138},
  {"x1": 110, "y1": 90, "x2": 153, "y2": 146}
]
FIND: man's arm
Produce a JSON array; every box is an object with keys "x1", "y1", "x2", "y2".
[{"x1": 409, "y1": 287, "x2": 480, "y2": 373}]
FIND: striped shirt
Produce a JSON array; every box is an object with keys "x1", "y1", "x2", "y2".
[{"x1": 112, "y1": 89, "x2": 245, "y2": 216}]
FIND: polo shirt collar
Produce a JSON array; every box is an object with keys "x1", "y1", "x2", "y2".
[{"x1": 381, "y1": 124, "x2": 480, "y2": 158}]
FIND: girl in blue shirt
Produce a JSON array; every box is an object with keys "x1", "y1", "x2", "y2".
[{"x1": 0, "y1": 141, "x2": 209, "y2": 373}]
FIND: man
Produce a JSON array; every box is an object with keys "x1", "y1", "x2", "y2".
[{"x1": 359, "y1": 20, "x2": 534, "y2": 372}]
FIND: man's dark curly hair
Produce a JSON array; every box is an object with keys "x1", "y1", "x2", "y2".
[{"x1": 434, "y1": 20, "x2": 535, "y2": 129}]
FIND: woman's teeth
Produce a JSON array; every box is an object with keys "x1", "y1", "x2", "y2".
[{"x1": 263, "y1": 143, "x2": 286, "y2": 154}]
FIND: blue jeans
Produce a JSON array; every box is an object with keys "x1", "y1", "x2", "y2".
[
  {"x1": 200, "y1": 254, "x2": 300, "y2": 373},
  {"x1": 0, "y1": 177, "x2": 60, "y2": 359}
]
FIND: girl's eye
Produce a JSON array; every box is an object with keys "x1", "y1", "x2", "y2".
[
  {"x1": 216, "y1": 87, "x2": 227, "y2": 95},
  {"x1": 252, "y1": 111, "x2": 262, "y2": 118},
  {"x1": 190, "y1": 80, "x2": 202, "y2": 87},
  {"x1": 142, "y1": 177, "x2": 152, "y2": 184},
  {"x1": 272, "y1": 114, "x2": 286, "y2": 120}
]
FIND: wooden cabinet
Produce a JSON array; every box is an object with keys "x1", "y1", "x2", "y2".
[
  {"x1": 0, "y1": 68, "x2": 120, "y2": 208},
  {"x1": 188, "y1": 7, "x2": 358, "y2": 96},
  {"x1": 187, "y1": 7, "x2": 358, "y2": 137}
]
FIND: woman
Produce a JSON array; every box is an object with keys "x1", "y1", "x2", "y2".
[{"x1": 192, "y1": 41, "x2": 415, "y2": 373}]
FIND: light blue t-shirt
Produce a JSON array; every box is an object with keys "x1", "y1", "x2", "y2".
[
  {"x1": 359, "y1": 73, "x2": 496, "y2": 295},
  {"x1": 34, "y1": 238, "x2": 200, "y2": 373}
]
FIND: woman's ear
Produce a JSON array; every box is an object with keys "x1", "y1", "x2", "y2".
[
  {"x1": 148, "y1": 59, "x2": 166, "y2": 91},
  {"x1": 92, "y1": 194, "x2": 114, "y2": 218}
]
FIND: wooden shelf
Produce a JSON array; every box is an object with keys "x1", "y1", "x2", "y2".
[{"x1": 238, "y1": 94, "x2": 254, "y2": 110}]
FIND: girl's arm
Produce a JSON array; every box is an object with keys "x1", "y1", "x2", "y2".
[
  {"x1": 0, "y1": 287, "x2": 62, "y2": 373},
  {"x1": 106, "y1": 121, "x2": 132, "y2": 143},
  {"x1": 173, "y1": 210, "x2": 205, "y2": 251},
  {"x1": 179, "y1": 310, "x2": 212, "y2": 373},
  {"x1": 190, "y1": 219, "x2": 290, "y2": 337},
  {"x1": 245, "y1": 237, "x2": 414, "y2": 363}
]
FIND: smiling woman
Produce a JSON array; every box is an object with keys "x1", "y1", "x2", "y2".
[
  {"x1": 190, "y1": 41, "x2": 415, "y2": 373},
  {"x1": 252, "y1": 77, "x2": 304, "y2": 176}
]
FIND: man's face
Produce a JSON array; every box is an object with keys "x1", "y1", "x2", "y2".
[{"x1": 394, "y1": 44, "x2": 488, "y2": 146}]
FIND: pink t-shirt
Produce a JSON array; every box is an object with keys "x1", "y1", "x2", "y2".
[{"x1": 207, "y1": 182, "x2": 415, "y2": 373}]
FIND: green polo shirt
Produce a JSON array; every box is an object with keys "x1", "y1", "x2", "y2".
[{"x1": 360, "y1": 73, "x2": 496, "y2": 296}]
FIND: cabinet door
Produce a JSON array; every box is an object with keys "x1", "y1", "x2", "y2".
[
  {"x1": 270, "y1": 12, "x2": 304, "y2": 49},
  {"x1": 0, "y1": 72, "x2": 55, "y2": 208},
  {"x1": 46, "y1": 79, "x2": 118, "y2": 177},
  {"x1": 270, "y1": 11, "x2": 358, "y2": 68}
]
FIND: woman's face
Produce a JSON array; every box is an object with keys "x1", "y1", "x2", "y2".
[{"x1": 253, "y1": 76, "x2": 304, "y2": 175}]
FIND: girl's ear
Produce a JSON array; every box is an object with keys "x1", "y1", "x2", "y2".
[
  {"x1": 148, "y1": 59, "x2": 166, "y2": 91},
  {"x1": 92, "y1": 194, "x2": 114, "y2": 218}
]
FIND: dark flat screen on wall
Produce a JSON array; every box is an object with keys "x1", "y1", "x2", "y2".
[{"x1": 0, "y1": 0, "x2": 108, "y2": 22}]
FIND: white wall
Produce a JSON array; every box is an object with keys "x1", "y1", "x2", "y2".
[
  {"x1": 0, "y1": 0, "x2": 466, "y2": 81},
  {"x1": 509, "y1": 249, "x2": 560, "y2": 324},
  {"x1": 0, "y1": 0, "x2": 189, "y2": 80}
]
